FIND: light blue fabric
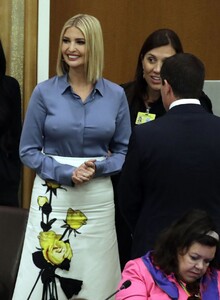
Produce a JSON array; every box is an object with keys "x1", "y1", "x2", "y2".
[
  {"x1": 19, "y1": 75, "x2": 131, "y2": 185},
  {"x1": 142, "y1": 251, "x2": 219, "y2": 300}
]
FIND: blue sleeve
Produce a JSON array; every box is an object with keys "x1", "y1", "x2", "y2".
[
  {"x1": 20, "y1": 78, "x2": 131, "y2": 185},
  {"x1": 19, "y1": 85, "x2": 75, "y2": 186}
]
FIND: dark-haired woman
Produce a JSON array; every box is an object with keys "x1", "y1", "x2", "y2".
[
  {"x1": 116, "y1": 209, "x2": 220, "y2": 299},
  {"x1": 122, "y1": 28, "x2": 212, "y2": 127}
]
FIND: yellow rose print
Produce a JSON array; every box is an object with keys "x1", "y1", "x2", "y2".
[
  {"x1": 37, "y1": 196, "x2": 48, "y2": 207},
  {"x1": 29, "y1": 181, "x2": 83, "y2": 299},
  {"x1": 38, "y1": 231, "x2": 73, "y2": 265},
  {"x1": 66, "y1": 208, "x2": 87, "y2": 230},
  {"x1": 61, "y1": 208, "x2": 88, "y2": 238},
  {"x1": 42, "y1": 179, "x2": 67, "y2": 197},
  {"x1": 45, "y1": 181, "x2": 61, "y2": 189}
]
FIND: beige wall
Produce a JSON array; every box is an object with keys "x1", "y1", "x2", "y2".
[
  {"x1": 0, "y1": 0, "x2": 11, "y2": 73},
  {"x1": 0, "y1": 0, "x2": 24, "y2": 89},
  {"x1": 0, "y1": 0, "x2": 12, "y2": 74}
]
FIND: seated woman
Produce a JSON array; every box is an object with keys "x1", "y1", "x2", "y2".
[{"x1": 116, "y1": 209, "x2": 220, "y2": 299}]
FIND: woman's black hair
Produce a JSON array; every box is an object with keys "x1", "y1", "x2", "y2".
[
  {"x1": 153, "y1": 209, "x2": 220, "y2": 275},
  {"x1": 134, "y1": 29, "x2": 183, "y2": 101}
]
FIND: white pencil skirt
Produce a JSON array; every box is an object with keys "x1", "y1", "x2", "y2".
[{"x1": 12, "y1": 156, "x2": 120, "y2": 300}]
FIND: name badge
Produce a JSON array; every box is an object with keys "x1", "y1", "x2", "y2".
[{"x1": 135, "y1": 112, "x2": 156, "y2": 125}]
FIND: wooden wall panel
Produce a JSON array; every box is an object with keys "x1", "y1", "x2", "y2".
[
  {"x1": 0, "y1": 0, "x2": 11, "y2": 75},
  {"x1": 21, "y1": 0, "x2": 38, "y2": 208},
  {"x1": 49, "y1": 0, "x2": 220, "y2": 83}
]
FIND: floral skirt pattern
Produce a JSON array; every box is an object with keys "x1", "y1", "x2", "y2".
[{"x1": 12, "y1": 157, "x2": 121, "y2": 300}]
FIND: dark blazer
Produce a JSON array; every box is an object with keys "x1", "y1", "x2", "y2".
[
  {"x1": 118, "y1": 103, "x2": 220, "y2": 259},
  {"x1": 121, "y1": 81, "x2": 213, "y2": 127},
  {"x1": 0, "y1": 75, "x2": 21, "y2": 206}
]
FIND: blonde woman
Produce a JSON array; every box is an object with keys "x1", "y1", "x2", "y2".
[{"x1": 13, "y1": 14, "x2": 131, "y2": 300}]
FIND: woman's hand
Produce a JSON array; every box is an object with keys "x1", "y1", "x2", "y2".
[{"x1": 72, "y1": 159, "x2": 96, "y2": 185}]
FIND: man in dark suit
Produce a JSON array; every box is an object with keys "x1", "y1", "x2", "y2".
[{"x1": 118, "y1": 53, "x2": 220, "y2": 259}]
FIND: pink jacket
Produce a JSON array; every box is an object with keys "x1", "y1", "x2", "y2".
[{"x1": 115, "y1": 258, "x2": 220, "y2": 300}]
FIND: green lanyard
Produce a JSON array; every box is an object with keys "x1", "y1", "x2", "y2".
[
  {"x1": 178, "y1": 280, "x2": 191, "y2": 296},
  {"x1": 178, "y1": 280, "x2": 201, "y2": 298}
]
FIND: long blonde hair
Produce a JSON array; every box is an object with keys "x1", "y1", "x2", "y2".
[{"x1": 56, "y1": 14, "x2": 104, "y2": 83}]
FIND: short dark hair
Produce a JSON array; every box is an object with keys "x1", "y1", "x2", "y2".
[
  {"x1": 153, "y1": 209, "x2": 220, "y2": 275},
  {"x1": 160, "y1": 52, "x2": 205, "y2": 99}
]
